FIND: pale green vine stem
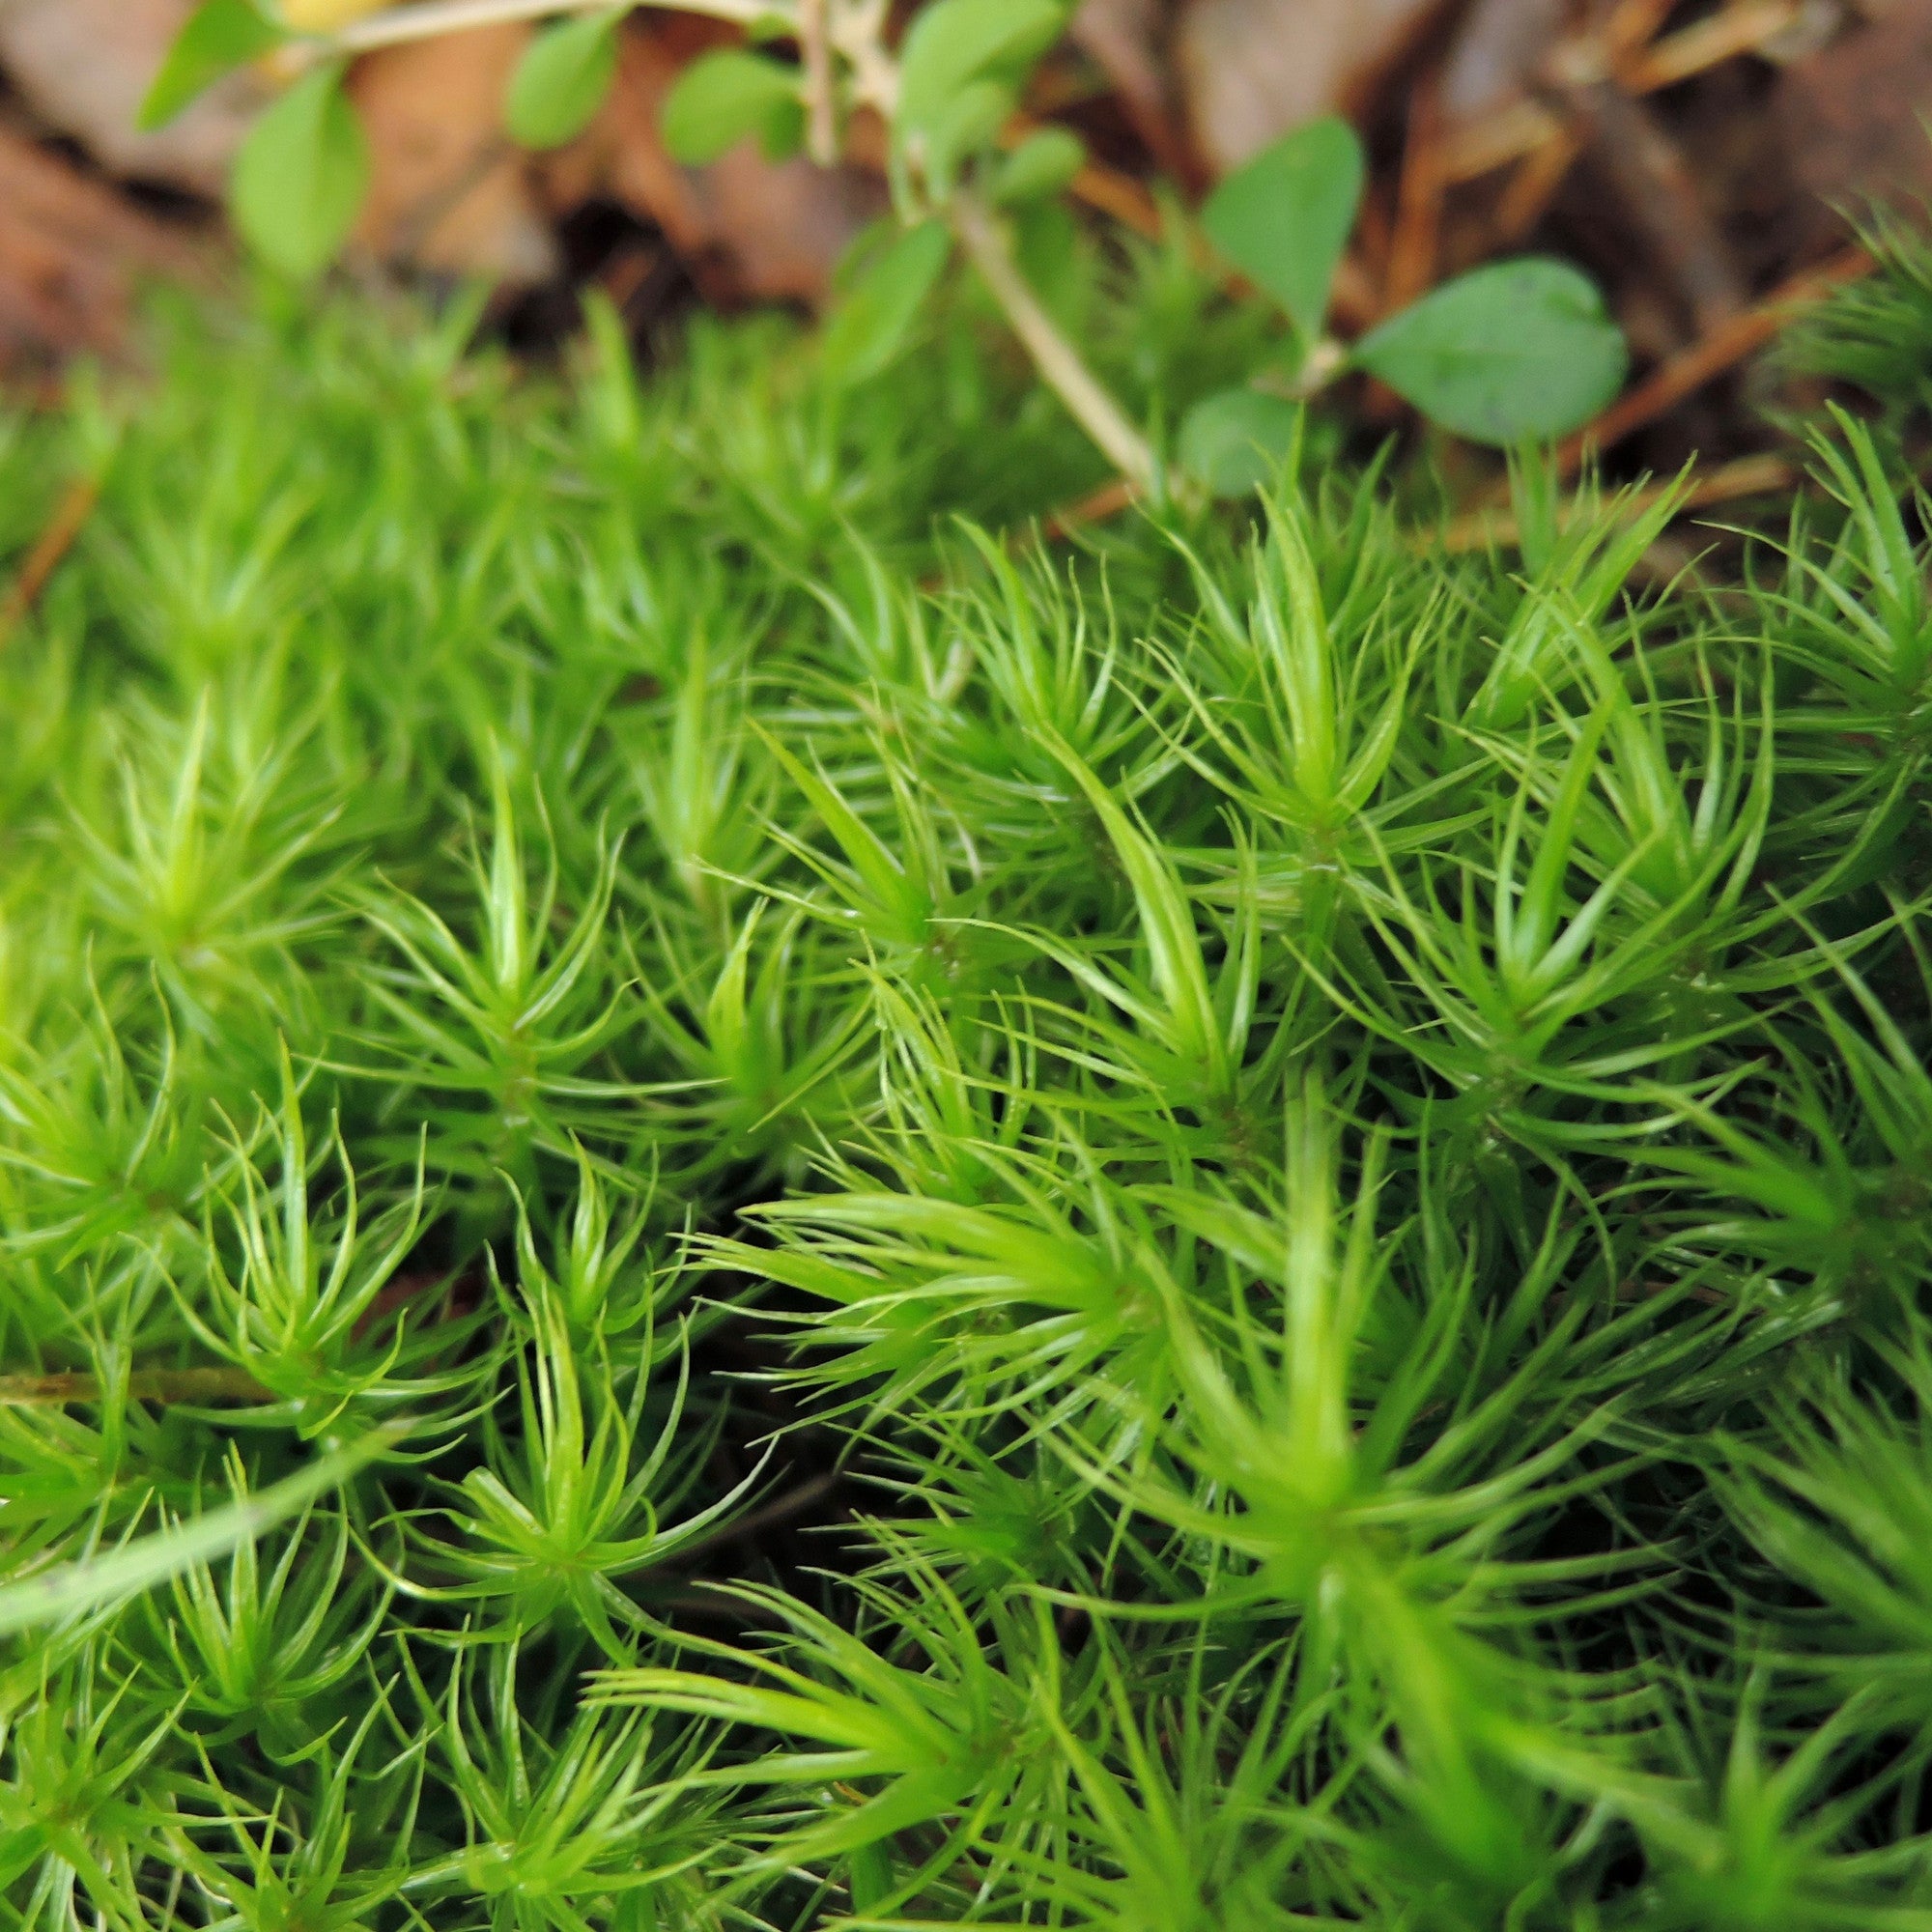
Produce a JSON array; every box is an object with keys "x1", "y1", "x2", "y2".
[
  {"x1": 950, "y1": 189, "x2": 1160, "y2": 498},
  {"x1": 798, "y1": 0, "x2": 836, "y2": 164}
]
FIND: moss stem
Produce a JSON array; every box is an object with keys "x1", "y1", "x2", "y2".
[{"x1": 0, "y1": 1367, "x2": 272, "y2": 1407}]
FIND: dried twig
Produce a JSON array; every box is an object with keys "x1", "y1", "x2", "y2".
[
  {"x1": 1444, "y1": 99, "x2": 1563, "y2": 185},
  {"x1": 1556, "y1": 244, "x2": 1872, "y2": 473},
  {"x1": 1601, "y1": 0, "x2": 1685, "y2": 68},
  {"x1": 1427, "y1": 452, "x2": 1795, "y2": 554},
  {"x1": 1546, "y1": 60, "x2": 1747, "y2": 334},
  {"x1": 1492, "y1": 125, "x2": 1584, "y2": 244},
  {"x1": 1042, "y1": 475, "x2": 1139, "y2": 540},
  {"x1": 1383, "y1": 72, "x2": 1445, "y2": 314},
  {"x1": 0, "y1": 474, "x2": 99, "y2": 648},
  {"x1": 1621, "y1": 0, "x2": 1802, "y2": 90},
  {"x1": 1442, "y1": 0, "x2": 1806, "y2": 185}
]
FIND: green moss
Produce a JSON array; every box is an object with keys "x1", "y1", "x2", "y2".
[{"x1": 2, "y1": 277, "x2": 1931, "y2": 1930}]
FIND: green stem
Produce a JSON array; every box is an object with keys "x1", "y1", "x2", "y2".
[{"x1": 949, "y1": 190, "x2": 1158, "y2": 500}]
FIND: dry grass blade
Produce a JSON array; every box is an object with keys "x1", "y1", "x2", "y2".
[{"x1": 1426, "y1": 451, "x2": 1796, "y2": 554}]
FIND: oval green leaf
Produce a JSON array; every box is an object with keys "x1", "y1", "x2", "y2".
[
  {"x1": 1202, "y1": 115, "x2": 1363, "y2": 340},
  {"x1": 923, "y1": 78, "x2": 1013, "y2": 197},
  {"x1": 821, "y1": 219, "x2": 953, "y2": 387},
  {"x1": 229, "y1": 62, "x2": 369, "y2": 280},
  {"x1": 660, "y1": 48, "x2": 802, "y2": 165},
  {"x1": 139, "y1": 0, "x2": 284, "y2": 131},
  {"x1": 896, "y1": 0, "x2": 1063, "y2": 137},
  {"x1": 1179, "y1": 387, "x2": 1301, "y2": 497},
  {"x1": 1353, "y1": 257, "x2": 1629, "y2": 446},
  {"x1": 505, "y1": 7, "x2": 626, "y2": 151},
  {"x1": 993, "y1": 125, "x2": 1084, "y2": 206}
]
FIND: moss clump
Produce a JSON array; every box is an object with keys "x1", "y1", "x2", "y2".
[{"x1": 3, "y1": 285, "x2": 1932, "y2": 1930}]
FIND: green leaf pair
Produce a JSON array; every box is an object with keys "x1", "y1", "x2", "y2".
[{"x1": 1184, "y1": 115, "x2": 1628, "y2": 494}]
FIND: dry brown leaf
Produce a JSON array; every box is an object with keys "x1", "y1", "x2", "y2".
[
  {"x1": 349, "y1": 26, "x2": 560, "y2": 285},
  {"x1": 0, "y1": 0, "x2": 270, "y2": 197},
  {"x1": 1173, "y1": 0, "x2": 1436, "y2": 174},
  {"x1": 1438, "y1": 0, "x2": 1566, "y2": 122},
  {"x1": 1772, "y1": 0, "x2": 1932, "y2": 236},
  {"x1": 540, "y1": 21, "x2": 882, "y2": 307},
  {"x1": 0, "y1": 126, "x2": 208, "y2": 377}
]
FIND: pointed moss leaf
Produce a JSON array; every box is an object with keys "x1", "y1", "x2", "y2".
[
  {"x1": 821, "y1": 219, "x2": 952, "y2": 386},
  {"x1": 849, "y1": 1841, "x2": 894, "y2": 1912},
  {"x1": 505, "y1": 7, "x2": 626, "y2": 151},
  {"x1": 1201, "y1": 115, "x2": 1363, "y2": 338},
  {"x1": 139, "y1": 0, "x2": 284, "y2": 131},
  {"x1": 661, "y1": 48, "x2": 802, "y2": 165},
  {"x1": 993, "y1": 125, "x2": 1084, "y2": 206},
  {"x1": 229, "y1": 62, "x2": 369, "y2": 279},
  {"x1": 1354, "y1": 256, "x2": 1628, "y2": 445},
  {"x1": 1179, "y1": 387, "x2": 1301, "y2": 497},
  {"x1": 896, "y1": 0, "x2": 1063, "y2": 137}
]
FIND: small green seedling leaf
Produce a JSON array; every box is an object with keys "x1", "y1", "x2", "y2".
[
  {"x1": 993, "y1": 125, "x2": 1084, "y2": 206},
  {"x1": 1202, "y1": 115, "x2": 1364, "y2": 340},
  {"x1": 505, "y1": 7, "x2": 626, "y2": 151},
  {"x1": 1353, "y1": 256, "x2": 1628, "y2": 445},
  {"x1": 1179, "y1": 387, "x2": 1301, "y2": 497},
  {"x1": 821, "y1": 219, "x2": 952, "y2": 386},
  {"x1": 139, "y1": 0, "x2": 284, "y2": 131},
  {"x1": 896, "y1": 0, "x2": 1063, "y2": 138},
  {"x1": 229, "y1": 61, "x2": 369, "y2": 279},
  {"x1": 923, "y1": 78, "x2": 1014, "y2": 196},
  {"x1": 661, "y1": 48, "x2": 803, "y2": 164}
]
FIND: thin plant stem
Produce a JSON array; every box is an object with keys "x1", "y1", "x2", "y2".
[
  {"x1": 950, "y1": 189, "x2": 1159, "y2": 498},
  {"x1": 799, "y1": 0, "x2": 837, "y2": 166},
  {"x1": 326, "y1": 0, "x2": 782, "y2": 56}
]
